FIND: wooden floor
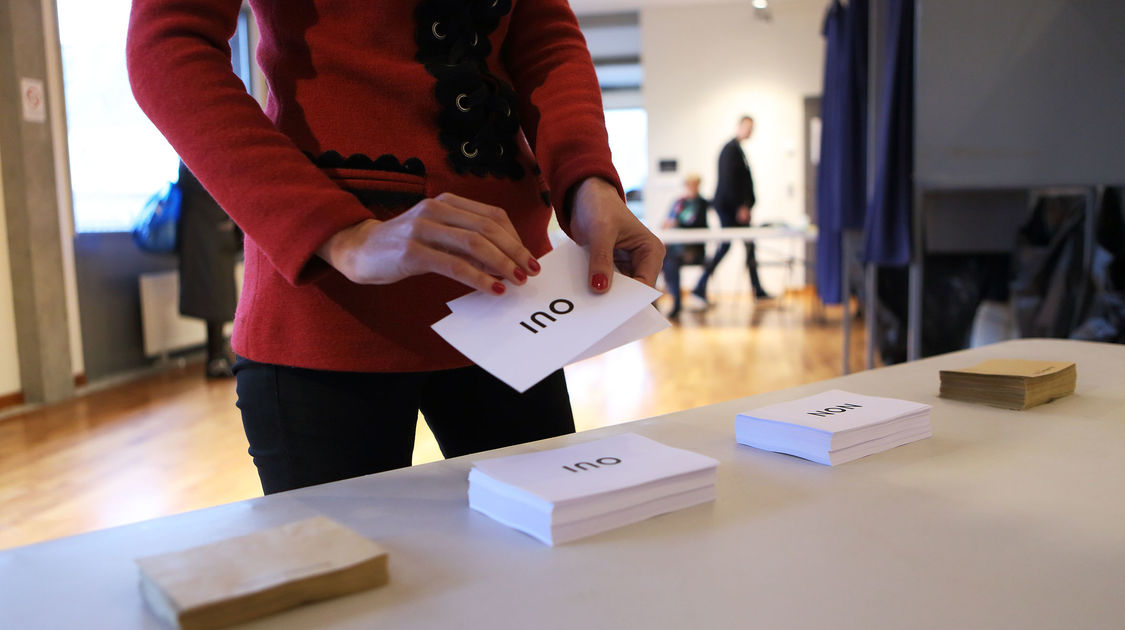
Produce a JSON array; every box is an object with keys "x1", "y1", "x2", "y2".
[{"x1": 0, "y1": 292, "x2": 870, "y2": 550}]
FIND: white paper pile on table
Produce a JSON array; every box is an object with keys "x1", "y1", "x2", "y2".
[
  {"x1": 735, "y1": 390, "x2": 932, "y2": 465},
  {"x1": 432, "y1": 239, "x2": 669, "y2": 393},
  {"x1": 939, "y1": 359, "x2": 1076, "y2": 410},
  {"x1": 135, "y1": 516, "x2": 389, "y2": 630},
  {"x1": 468, "y1": 433, "x2": 718, "y2": 545}
]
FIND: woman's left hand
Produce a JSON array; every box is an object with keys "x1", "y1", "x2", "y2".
[{"x1": 566, "y1": 177, "x2": 666, "y2": 294}]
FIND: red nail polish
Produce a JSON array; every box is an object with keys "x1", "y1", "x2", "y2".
[
  {"x1": 528, "y1": 258, "x2": 541, "y2": 273},
  {"x1": 514, "y1": 267, "x2": 527, "y2": 283},
  {"x1": 492, "y1": 282, "x2": 506, "y2": 295},
  {"x1": 591, "y1": 273, "x2": 608, "y2": 292}
]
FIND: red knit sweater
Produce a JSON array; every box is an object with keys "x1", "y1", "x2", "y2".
[{"x1": 127, "y1": 0, "x2": 622, "y2": 372}]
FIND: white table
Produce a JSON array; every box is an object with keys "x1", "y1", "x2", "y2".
[
  {"x1": 656, "y1": 226, "x2": 818, "y2": 309},
  {"x1": 2, "y1": 339, "x2": 1123, "y2": 629},
  {"x1": 653, "y1": 225, "x2": 817, "y2": 245}
]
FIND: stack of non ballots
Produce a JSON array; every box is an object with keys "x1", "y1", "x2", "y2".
[
  {"x1": 735, "y1": 390, "x2": 932, "y2": 466},
  {"x1": 939, "y1": 359, "x2": 1076, "y2": 410},
  {"x1": 468, "y1": 433, "x2": 718, "y2": 546}
]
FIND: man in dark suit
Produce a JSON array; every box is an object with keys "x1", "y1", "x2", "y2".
[{"x1": 691, "y1": 115, "x2": 770, "y2": 305}]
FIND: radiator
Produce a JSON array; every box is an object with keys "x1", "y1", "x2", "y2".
[{"x1": 138, "y1": 264, "x2": 242, "y2": 358}]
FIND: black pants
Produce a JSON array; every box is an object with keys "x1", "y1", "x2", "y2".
[
  {"x1": 233, "y1": 359, "x2": 575, "y2": 494},
  {"x1": 694, "y1": 241, "x2": 765, "y2": 296},
  {"x1": 661, "y1": 244, "x2": 706, "y2": 313},
  {"x1": 693, "y1": 204, "x2": 765, "y2": 297}
]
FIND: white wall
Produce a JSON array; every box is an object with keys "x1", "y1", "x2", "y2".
[
  {"x1": 0, "y1": 145, "x2": 22, "y2": 397},
  {"x1": 642, "y1": 1, "x2": 825, "y2": 295}
]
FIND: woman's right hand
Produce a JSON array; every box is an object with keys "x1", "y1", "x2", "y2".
[{"x1": 316, "y1": 192, "x2": 540, "y2": 295}]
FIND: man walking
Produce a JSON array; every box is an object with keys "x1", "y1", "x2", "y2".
[{"x1": 692, "y1": 115, "x2": 770, "y2": 305}]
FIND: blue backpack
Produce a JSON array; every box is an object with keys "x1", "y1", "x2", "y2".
[{"x1": 132, "y1": 181, "x2": 182, "y2": 254}]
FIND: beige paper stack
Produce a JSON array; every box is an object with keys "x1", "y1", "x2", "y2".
[
  {"x1": 136, "y1": 516, "x2": 389, "y2": 630},
  {"x1": 939, "y1": 359, "x2": 1076, "y2": 410}
]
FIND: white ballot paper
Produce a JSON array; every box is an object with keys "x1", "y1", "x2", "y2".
[
  {"x1": 433, "y1": 239, "x2": 669, "y2": 392},
  {"x1": 736, "y1": 389, "x2": 932, "y2": 465},
  {"x1": 469, "y1": 433, "x2": 718, "y2": 545}
]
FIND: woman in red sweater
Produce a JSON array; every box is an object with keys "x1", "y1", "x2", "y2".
[{"x1": 127, "y1": 0, "x2": 663, "y2": 493}]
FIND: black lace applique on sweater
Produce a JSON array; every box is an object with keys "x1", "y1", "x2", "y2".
[
  {"x1": 306, "y1": 150, "x2": 427, "y2": 177},
  {"x1": 414, "y1": 0, "x2": 524, "y2": 180},
  {"x1": 306, "y1": 151, "x2": 427, "y2": 209}
]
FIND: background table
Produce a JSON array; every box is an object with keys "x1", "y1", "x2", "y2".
[
  {"x1": 2, "y1": 339, "x2": 1122, "y2": 629},
  {"x1": 655, "y1": 225, "x2": 818, "y2": 312},
  {"x1": 653, "y1": 225, "x2": 816, "y2": 245}
]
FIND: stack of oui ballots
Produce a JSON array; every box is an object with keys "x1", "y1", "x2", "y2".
[
  {"x1": 736, "y1": 390, "x2": 932, "y2": 465},
  {"x1": 468, "y1": 433, "x2": 718, "y2": 545}
]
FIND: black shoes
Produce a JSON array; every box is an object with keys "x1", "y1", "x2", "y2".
[
  {"x1": 687, "y1": 291, "x2": 711, "y2": 310},
  {"x1": 205, "y1": 356, "x2": 234, "y2": 379}
]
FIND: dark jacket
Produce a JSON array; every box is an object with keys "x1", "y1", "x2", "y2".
[
  {"x1": 177, "y1": 162, "x2": 240, "y2": 322},
  {"x1": 667, "y1": 195, "x2": 711, "y2": 229},
  {"x1": 666, "y1": 194, "x2": 711, "y2": 265},
  {"x1": 714, "y1": 138, "x2": 755, "y2": 222}
]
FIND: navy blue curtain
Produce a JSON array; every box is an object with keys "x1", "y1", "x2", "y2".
[
  {"x1": 863, "y1": 0, "x2": 914, "y2": 265},
  {"x1": 816, "y1": 0, "x2": 868, "y2": 304}
]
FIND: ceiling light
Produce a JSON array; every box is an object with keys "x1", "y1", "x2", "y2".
[{"x1": 752, "y1": 0, "x2": 768, "y2": 9}]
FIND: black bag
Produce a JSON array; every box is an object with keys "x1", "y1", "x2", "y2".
[{"x1": 1011, "y1": 194, "x2": 1089, "y2": 338}]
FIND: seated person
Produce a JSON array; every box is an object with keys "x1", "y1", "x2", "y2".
[{"x1": 661, "y1": 174, "x2": 711, "y2": 318}]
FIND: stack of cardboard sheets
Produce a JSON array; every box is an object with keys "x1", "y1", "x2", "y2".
[{"x1": 939, "y1": 360, "x2": 1076, "y2": 410}]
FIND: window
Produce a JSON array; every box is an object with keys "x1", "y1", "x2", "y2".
[
  {"x1": 603, "y1": 108, "x2": 648, "y2": 215},
  {"x1": 58, "y1": 2, "x2": 252, "y2": 233}
]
